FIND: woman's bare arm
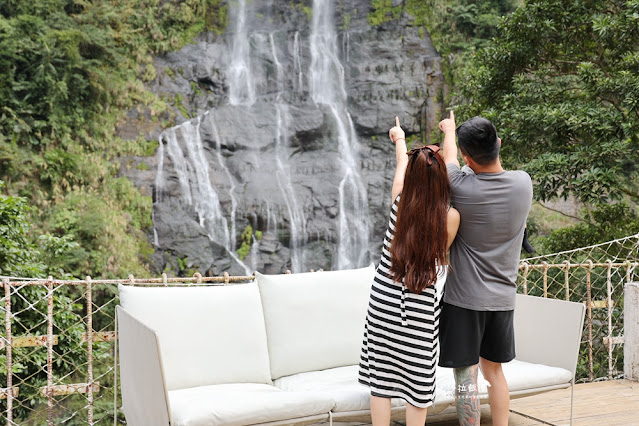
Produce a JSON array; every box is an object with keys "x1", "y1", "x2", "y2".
[
  {"x1": 389, "y1": 116, "x2": 408, "y2": 202},
  {"x1": 446, "y1": 207, "x2": 460, "y2": 250}
]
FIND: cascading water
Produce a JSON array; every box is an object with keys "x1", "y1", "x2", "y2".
[
  {"x1": 228, "y1": 0, "x2": 255, "y2": 106},
  {"x1": 293, "y1": 31, "x2": 304, "y2": 93},
  {"x1": 160, "y1": 118, "x2": 230, "y2": 248},
  {"x1": 310, "y1": 0, "x2": 371, "y2": 269},
  {"x1": 207, "y1": 115, "x2": 240, "y2": 253},
  {"x1": 269, "y1": 33, "x2": 307, "y2": 272}
]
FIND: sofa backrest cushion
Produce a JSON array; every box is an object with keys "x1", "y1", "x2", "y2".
[
  {"x1": 256, "y1": 265, "x2": 375, "y2": 380},
  {"x1": 118, "y1": 283, "x2": 272, "y2": 391}
]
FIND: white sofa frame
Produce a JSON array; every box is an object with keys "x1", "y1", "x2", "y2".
[{"x1": 117, "y1": 293, "x2": 585, "y2": 426}]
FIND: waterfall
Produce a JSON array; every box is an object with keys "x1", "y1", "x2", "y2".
[
  {"x1": 342, "y1": 32, "x2": 350, "y2": 63},
  {"x1": 153, "y1": 140, "x2": 165, "y2": 247},
  {"x1": 160, "y1": 118, "x2": 230, "y2": 248},
  {"x1": 270, "y1": 32, "x2": 307, "y2": 272},
  {"x1": 228, "y1": 0, "x2": 255, "y2": 106},
  {"x1": 310, "y1": 0, "x2": 371, "y2": 269},
  {"x1": 155, "y1": 139, "x2": 165, "y2": 203},
  {"x1": 207, "y1": 116, "x2": 240, "y2": 253},
  {"x1": 293, "y1": 31, "x2": 304, "y2": 93},
  {"x1": 153, "y1": 0, "x2": 380, "y2": 274},
  {"x1": 159, "y1": 118, "x2": 251, "y2": 275},
  {"x1": 269, "y1": 33, "x2": 284, "y2": 99}
]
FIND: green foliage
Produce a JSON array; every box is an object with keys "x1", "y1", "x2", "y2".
[
  {"x1": 542, "y1": 203, "x2": 639, "y2": 253},
  {"x1": 0, "y1": 183, "x2": 43, "y2": 277},
  {"x1": 177, "y1": 256, "x2": 189, "y2": 272},
  {"x1": 456, "y1": 0, "x2": 639, "y2": 237},
  {"x1": 0, "y1": 183, "x2": 98, "y2": 420},
  {"x1": 367, "y1": 0, "x2": 401, "y2": 27},
  {"x1": 0, "y1": 0, "x2": 227, "y2": 279},
  {"x1": 237, "y1": 225, "x2": 253, "y2": 261}
]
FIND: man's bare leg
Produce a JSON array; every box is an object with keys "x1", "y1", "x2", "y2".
[
  {"x1": 405, "y1": 403, "x2": 427, "y2": 426},
  {"x1": 454, "y1": 365, "x2": 480, "y2": 425},
  {"x1": 370, "y1": 395, "x2": 391, "y2": 426},
  {"x1": 479, "y1": 357, "x2": 509, "y2": 426}
]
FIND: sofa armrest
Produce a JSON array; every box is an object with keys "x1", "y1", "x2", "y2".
[
  {"x1": 514, "y1": 294, "x2": 586, "y2": 379},
  {"x1": 117, "y1": 306, "x2": 171, "y2": 425}
]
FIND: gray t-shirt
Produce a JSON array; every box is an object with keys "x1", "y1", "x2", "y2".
[{"x1": 444, "y1": 163, "x2": 533, "y2": 311}]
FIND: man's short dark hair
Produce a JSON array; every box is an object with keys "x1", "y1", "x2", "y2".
[{"x1": 455, "y1": 117, "x2": 500, "y2": 166}]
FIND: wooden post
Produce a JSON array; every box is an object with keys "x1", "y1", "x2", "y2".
[{"x1": 625, "y1": 282, "x2": 639, "y2": 381}]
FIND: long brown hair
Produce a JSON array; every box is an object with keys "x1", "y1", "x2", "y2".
[{"x1": 389, "y1": 145, "x2": 450, "y2": 293}]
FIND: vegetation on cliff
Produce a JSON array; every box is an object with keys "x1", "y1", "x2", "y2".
[{"x1": 0, "y1": 0, "x2": 227, "y2": 278}]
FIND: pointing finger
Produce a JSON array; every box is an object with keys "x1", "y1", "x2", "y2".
[
  {"x1": 395, "y1": 116, "x2": 400, "y2": 127},
  {"x1": 450, "y1": 110, "x2": 454, "y2": 120}
]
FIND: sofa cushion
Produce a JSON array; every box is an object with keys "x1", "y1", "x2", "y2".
[
  {"x1": 274, "y1": 359, "x2": 571, "y2": 414},
  {"x1": 168, "y1": 383, "x2": 335, "y2": 426},
  {"x1": 256, "y1": 265, "x2": 375, "y2": 379},
  {"x1": 435, "y1": 359, "x2": 572, "y2": 402},
  {"x1": 118, "y1": 283, "x2": 272, "y2": 391},
  {"x1": 273, "y1": 365, "x2": 406, "y2": 412},
  {"x1": 502, "y1": 359, "x2": 573, "y2": 391}
]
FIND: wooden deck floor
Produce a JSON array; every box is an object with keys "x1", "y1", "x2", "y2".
[{"x1": 320, "y1": 380, "x2": 639, "y2": 426}]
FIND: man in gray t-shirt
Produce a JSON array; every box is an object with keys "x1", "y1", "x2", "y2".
[{"x1": 438, "y1": 112, "x2": 532, "y2": 426}]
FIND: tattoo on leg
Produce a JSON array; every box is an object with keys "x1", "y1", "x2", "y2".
[{"x1": 454, "y1": 365, "x2": 480, "y2": 426}]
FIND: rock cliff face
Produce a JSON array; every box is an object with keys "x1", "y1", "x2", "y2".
[{"x1": 121, "y1": 0, "x2": 443, "y2": 276}]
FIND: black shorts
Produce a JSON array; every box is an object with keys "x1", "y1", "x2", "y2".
[{"x1": 438, "y1": 302, "x2": 515, "y2": 368}]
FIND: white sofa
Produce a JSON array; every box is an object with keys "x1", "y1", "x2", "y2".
[{"x1": 116, "y1": 265, "x2": 585, "y2": 426}]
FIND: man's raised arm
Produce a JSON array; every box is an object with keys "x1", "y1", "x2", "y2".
[{"x1": 439, "y1": 111, "x2": 459, "y2": 167}]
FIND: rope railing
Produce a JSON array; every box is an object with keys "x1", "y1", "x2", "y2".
[
  {"x1": 0, "y1": 233, "x2": 637, "y2": 423},
  {"x1": 0, "y1": 273, "x2": 256, "y2": 425},
  {"x1": 518, "y1": 233, "x2": 639, "y2": 382}
]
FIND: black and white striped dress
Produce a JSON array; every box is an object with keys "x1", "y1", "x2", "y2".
[{"x1": 358, "y1": 194, "x2": 442, "y2": 408}]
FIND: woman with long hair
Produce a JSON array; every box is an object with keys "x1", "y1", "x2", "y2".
[{"x1": 358, "y1": 117, "x2": 460, "y2": 425}]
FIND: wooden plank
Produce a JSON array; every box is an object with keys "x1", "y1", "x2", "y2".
[
  {"x1": 603, "y1": 335, "x2": 625, "y2": 345},
  {"x1": 322, "y1": 381, "x2": 639, "y2": 426},
  {"x1": 0, "y1": 335, "x2": 58, "y2": 349},
  {"x1": 40, "y1": 382, "x2": 100, "y2": 397},
  {"x1": 508, "y1": 380, "x2": 639, "y2": 426},
  {"x1": 81, "y1": 331, "x2": 117, "y2": 343},
  {"x1": 583, "y1": 300, "x2": 614, "y2": 309},
  {"x1": 0, "y1": 387, "x2": 19, "y2": 399}
]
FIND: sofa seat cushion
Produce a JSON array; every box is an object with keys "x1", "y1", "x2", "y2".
[
  {"x1": 274, "y1": 365, "x2": 408, "y2": 412},
  {"x1": 502, "y1": 359, "x2": 572, "y2": 391},
  {"x1": 118, "y1": 283, "x2": 272, "y2": 391},
  {"x1": 168, "y1": 383, "x2": 335, "y2": 426},
  {"x1": 435, "y1": 359, "x2": 572, "y2": 402},
  {"x1": 256, "y1": 265, "x2": 375, "y2": 380},
  {"x1": 272, "y1": 359, "x2": 571, "y2": 415}
]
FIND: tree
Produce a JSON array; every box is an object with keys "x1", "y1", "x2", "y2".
[
  {"x1": 0, "y1": 183, "x2": 91, "y2": 421},
  {"x1": 456, "y1": 0, "x2": 639, "y2": 246}
]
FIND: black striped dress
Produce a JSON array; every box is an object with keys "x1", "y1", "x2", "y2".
[{"x1": 358, "y1": 195, "x2": 442, "y2": 408}]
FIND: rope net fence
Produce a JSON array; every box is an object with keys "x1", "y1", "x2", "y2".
[
  {"x1": 519, "y1": 232, "x2": 639, "y2": 382},
  {"x1": 0, "y1": 233, "x2": 637, "y2": 424}
]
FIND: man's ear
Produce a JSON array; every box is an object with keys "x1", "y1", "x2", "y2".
[
  {"x1": 461, "y1": 153, "x2": 473, "y2": 168},
  {"x1": 498, "y1": 137, "x2": 502, "y2": 146}
]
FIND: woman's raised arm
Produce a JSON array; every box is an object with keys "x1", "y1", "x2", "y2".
[{"x1": 389, "y1": 116, "x2": 408, "y2": 202}]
